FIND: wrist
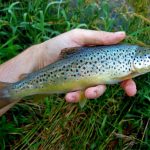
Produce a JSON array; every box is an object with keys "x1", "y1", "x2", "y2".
[{"x1": 0, "y1": 44, "x2": 42, "y2": 82}]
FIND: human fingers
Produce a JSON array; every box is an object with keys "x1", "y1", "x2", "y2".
[
  {"x1": 69, "y1": 29, "x2": 126, "y2": 46},
  {"x1": 84, "y1": 85, "x2": 106, "y2": 99},
  {"x1": 65, "y1": 91, "x2": 82, "y2": 103},
  {"x1": 65, "y1": 85, "x2": 106, "y2": 102},
  {"x1": 121, "y1": 79, "x2": 137, "y2": 96}
]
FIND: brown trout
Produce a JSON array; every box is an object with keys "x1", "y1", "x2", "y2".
[{"x1": 0, "y1": 44, "x2": 150, "y2": 113}]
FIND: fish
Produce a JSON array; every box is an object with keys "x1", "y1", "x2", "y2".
[{"x1": 0, "y1": 44, "x2": 150, "y2": 115}]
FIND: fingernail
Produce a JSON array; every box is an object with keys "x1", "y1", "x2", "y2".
[{"x1": 115, "y1": 31, "x2": 126, "y2": 37}]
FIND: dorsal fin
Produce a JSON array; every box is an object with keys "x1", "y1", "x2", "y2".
[
  {"x1": 59, "y1": 47, "x2": 81, "y2": 59},
  {"x1": 19, "y1": 73, "x2": 29, "y2": 80}
]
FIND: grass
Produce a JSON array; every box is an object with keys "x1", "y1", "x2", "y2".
[{"x1": 0, "y1": 0, "x2": 150, "y2": 149}]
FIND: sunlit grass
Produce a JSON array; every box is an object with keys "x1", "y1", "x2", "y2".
[{"x1": 0, "y1": 0, "x2": 150, "y2": 149}]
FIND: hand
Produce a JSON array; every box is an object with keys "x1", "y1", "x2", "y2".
[
  {"x1": 0, "y1": 29, "x2": 136, "y2": 116},
  {"x1": 35, "y1": 29, "x2": 137, "y2": 102}
]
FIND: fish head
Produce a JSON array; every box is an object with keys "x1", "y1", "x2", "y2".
[{"x1": 133, "y1": 46, "x2": 150, "y2": 73}]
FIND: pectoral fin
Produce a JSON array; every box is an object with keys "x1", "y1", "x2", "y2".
[{"x1": 117, "y1": 72, "x2": 139, "y2": 81}]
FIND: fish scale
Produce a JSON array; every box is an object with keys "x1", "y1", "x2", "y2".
[{"x1": 0, "y1": 44, "x2": 150, "y2": 109}]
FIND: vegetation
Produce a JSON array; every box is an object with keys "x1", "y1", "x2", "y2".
[{"x1": 0, "y1": 0, "x2": 149, "y2": 149}]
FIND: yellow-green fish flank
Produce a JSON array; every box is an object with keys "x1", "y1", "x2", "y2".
[{"x1": 0, "y1": 44, "x2": 150, "y2": 108}]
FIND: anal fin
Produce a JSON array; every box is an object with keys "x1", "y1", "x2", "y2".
[{"x1": 33, "y1": 94, "x2": 48, "y2": 103}]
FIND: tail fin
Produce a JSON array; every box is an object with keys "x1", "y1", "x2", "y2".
[{"x1": 0, "y1": 82, "x2": 19, "y2": 116}]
